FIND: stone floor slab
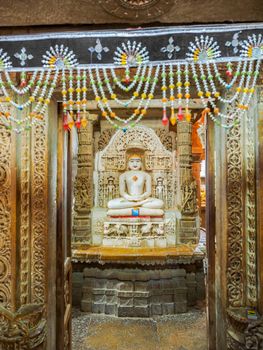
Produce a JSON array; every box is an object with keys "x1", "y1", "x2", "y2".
[{"x1": 72, "y1": 306, "x2": 207, "y2": 350}]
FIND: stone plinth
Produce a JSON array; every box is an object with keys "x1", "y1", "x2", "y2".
[
  {"x1": 81, "y1": 267, "x2": 188, "y2": 316},
  {"x1": 72, "y1": 245, "x2": 205, "y2": 317}
]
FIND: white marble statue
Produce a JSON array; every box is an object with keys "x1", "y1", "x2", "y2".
[{"x1": 107, "y1": 153, "x2": 164, "y2": 217}]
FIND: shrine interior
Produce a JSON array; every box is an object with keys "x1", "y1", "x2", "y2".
[
  {"x1": 70, "y1": 95, "x2": 207, "y2": 346},
  {"x1": 71, "y1": 87, "x2": 206, "y2": 303}
]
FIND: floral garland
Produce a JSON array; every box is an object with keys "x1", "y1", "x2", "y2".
[
  {"x1": 88, "y1": 64, "x2": 160, "y2": 131},
  {"x1": 0, "y1": 33, "x2": 262, "y2": 133},
  {"x1": 0, "y1": 69, "x2": 59, "y2": 133}
]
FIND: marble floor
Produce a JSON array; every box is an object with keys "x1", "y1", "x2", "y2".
[{"x1": 72, "y1": 304, "x2": 207, "y2": 350}]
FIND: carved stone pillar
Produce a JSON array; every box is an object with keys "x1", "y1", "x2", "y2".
[
  {"x1": 243, "y1": 93, "x2": 257, "y2": 307},
  {"x1": 257, "y1": 87, "x2": 263, "y2": 316},
  {"x1": 0, "y1": 97, "x2": 50, "y2": 348},
  {"x1": 177, "y1": 120, "x2": 192, "y2": 181},
  {"x1": 72, "y1": 113, "x2": 97, "y2": 248},
  {"x1": 0, "y1": 111, "x2": 15, "y2": 311},
  {"x1": 218, "y1": 90, "x2": 261, "y2": 349},
  {"x1": 177, "y1": 120, "x2": 199, "y2": 244}
]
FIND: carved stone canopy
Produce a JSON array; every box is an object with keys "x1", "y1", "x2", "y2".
[
  {"x1": 99, "y1": 125, "x2": 173, "y2": 172},
  {"x1": 125, "y1": 141, "x2": 146, "y2": 151}
]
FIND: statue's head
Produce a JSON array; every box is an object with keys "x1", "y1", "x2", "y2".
[
  {"x1": 157, "y1": 178, "x2": 163, "y2": 185},
  {"x1": 128, "y1": 153, "x2": 142, "y2": 171}
]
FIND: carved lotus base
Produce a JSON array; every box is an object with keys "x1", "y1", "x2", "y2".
[{"x1": 103, "y1": 217, "x2": 167, "y2": 248}]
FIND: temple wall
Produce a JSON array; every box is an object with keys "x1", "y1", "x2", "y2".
[{"x1": 0, "y1": 101, "x2": 57, "y2": 349}]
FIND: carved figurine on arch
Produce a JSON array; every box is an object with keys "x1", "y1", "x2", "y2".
[
  {"x1": 106, "y1": 176, "x2": 116, "y2": 202},
  {"x1": 155, "y1": 176, "x2": 166, "y2": 202}
]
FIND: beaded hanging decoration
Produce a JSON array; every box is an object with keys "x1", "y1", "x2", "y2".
[{"x1": 0, "y1": 33, "x2": 262, "y2": 133}]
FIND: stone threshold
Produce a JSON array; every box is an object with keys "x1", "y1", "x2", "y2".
[{"x1": 72, "y1": 245, "x2": 204, "y2": 265}]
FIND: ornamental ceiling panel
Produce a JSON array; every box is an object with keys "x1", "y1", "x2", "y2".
[
  {"x1": 98, "y1": 0, "x2": 174, "y2": 20},
  {"x1": 0, "y1": 0, "x2": 262, "y2": 27},
  {"x1": 0, "y1": 24, "x2": 262, "y2": 69}
]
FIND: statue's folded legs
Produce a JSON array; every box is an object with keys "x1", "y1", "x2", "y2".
[
  {"x1": 107, "y1": 207, "x2": 164, "y2": 217},
  {"x1": 108, "y1": 197, "x2": 164, "y2": 209}
]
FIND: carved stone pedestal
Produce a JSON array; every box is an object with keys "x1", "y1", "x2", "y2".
[
  {"x1": 103, "y1": 217, "x2": 166, "y2": 248},
  {"x1": 91, "y1": 208, "x2": 179, "y2": 247}
]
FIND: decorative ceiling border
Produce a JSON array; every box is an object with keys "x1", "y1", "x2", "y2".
[{"x1": 0, "y1": 23, "x2": 262, "y2": 70}]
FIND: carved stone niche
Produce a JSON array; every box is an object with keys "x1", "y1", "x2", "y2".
[{"x1": 91, "y1": 126, "x2": 179, "y2": 247}]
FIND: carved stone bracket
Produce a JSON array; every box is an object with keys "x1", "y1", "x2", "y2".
[
  {"x1": 244, "y1": 320, "x2": 263, "y2": 350},
  {"x1": 226, "y1": 307, "x2": 263, "y2": 350},
  {"x1": 0, "y1": 304, "x2": 46, "y2": 349}
]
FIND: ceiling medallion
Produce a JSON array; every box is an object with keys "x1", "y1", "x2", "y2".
[
  {"x1": 120, "y1": 0, "x2": 159, "y2": 9},
  {"x1": 99, "y1": 0, "x2": 174, "y2": 20}
]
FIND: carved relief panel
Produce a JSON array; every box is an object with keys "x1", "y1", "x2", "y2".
[
  {"x1": 224, "y1": 92, "x2": 261, "y2": 349},
  {"x1": 0, "y1": 123, "x2": 13, "y2": 310},
  {"x1": 31, "y1": 122, "x2": 48, "y2": 305},
  {"x1": 73, "y1": 114, "x2": 97, "y2": 246}
]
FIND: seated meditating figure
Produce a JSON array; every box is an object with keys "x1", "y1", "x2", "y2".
[{"x1": 107, "y1": 153, "x2": 164, "y2": 217}]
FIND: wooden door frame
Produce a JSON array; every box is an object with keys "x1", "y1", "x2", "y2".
[
  {"x1": 206, "y1": 116, "x2": 217, "y2": 349},
  {"x1": 206, "y1": 114, "x2": 231, "y2": 350},
  {"x1": 256, "y1": 90, "x2": 263, "y2": 315},
  {"x1": 56, "y1": 104, "x2": 73, "y2": 350}
]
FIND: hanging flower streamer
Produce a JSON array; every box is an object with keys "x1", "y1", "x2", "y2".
[{"x1": 0, "y1": 33, "x2": 262, "y2": 133}]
